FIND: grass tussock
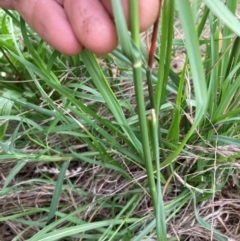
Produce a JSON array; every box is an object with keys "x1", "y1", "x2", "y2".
[{"x1": 1, "y1": 1, "x2": 240, "y2": 240}]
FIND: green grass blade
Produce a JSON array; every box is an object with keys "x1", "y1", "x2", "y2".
[
  {"x1": 177, "y1": 1, "x2": 208, "y2": 116},
  {"x1": 111, "y1": 0, "x2": 158, "y2": 223},
  {"x1": 47, "y1": 161, "x2": 70, "y2": 224},
  {"x1": 28, "y1": 219, "x2": 138, "y2": 241},
  {"x1": 203, "y1": 0, "x2": 240, "y2": 35},
  {"x1": 148, "y1": 109, "x2": 167, "y2": 240},
  {"x1": 167, "y1": 60, "x2": 187, "y2": 144},
  {"x1": 2, "y1": 159, "x2": 27, "y2": 189},
  {"x1": 81, "y1": 50, "x2": 142, "y2": 154},
  {"x1": 129, "y1": 0, "x2": 140, "y2": 49},
  {"x1": 0, "y1": 90, "x2": 21, "y2": 140},
  {"x1": 161, "y1": 0, "x2": 208, "y2": 168},
  {"x1": 155, "y1": 0, "x2": 175, "y2": 115},
  {"x1": 191, "y1": 191, "x2": 228, "y2": 241}
]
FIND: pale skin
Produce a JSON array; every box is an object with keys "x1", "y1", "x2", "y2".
[{"x1": 0, "y1": 0, "x2": 160, "y2": 55}]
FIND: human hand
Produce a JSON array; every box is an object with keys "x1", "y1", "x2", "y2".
[{"x1": 1, "y1": 0, "x2": 160, "y2": 55}]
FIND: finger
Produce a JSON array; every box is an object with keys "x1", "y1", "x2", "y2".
[
  {"x1": 100, "y1": 0, "x2": 160, "y2": 32},
  {"x1": 64, "y1": 0, "x2": 117, "y2": 55},
  {"x1": 13, "y1": 0, "x2": 82, "y2": 55},
  {"x1": 0, "y1": 0, "x2": 15, "y2": 9}
]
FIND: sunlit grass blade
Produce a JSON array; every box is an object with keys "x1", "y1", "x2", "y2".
[{"x1": 203, "y1": 0, "x2": 240, "y2": 35}]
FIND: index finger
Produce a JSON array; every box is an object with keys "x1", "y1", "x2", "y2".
[{"x1": 13, "y1": 0, "x2": 83, "y2": 55}]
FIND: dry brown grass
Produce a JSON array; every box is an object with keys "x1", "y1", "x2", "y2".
[{"x1": 1, "y1": 143, "x2": 240, "y2": 240}]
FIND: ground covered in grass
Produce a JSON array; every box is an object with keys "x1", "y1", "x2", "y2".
[{"x1": 1, "y1": 1, "x2": 240, "y2": 240}]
